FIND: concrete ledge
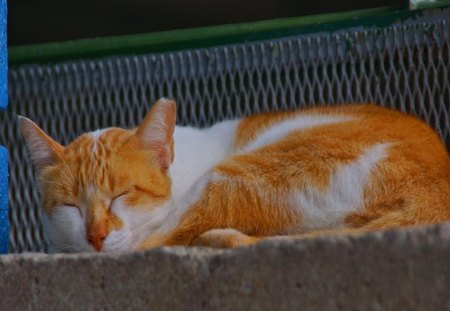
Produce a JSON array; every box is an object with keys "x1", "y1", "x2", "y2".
[{"x1": 2, "y1": 224, "x2": 450, "y2": 310}]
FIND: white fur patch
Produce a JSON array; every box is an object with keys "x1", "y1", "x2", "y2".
[
  {"x1": 150, "y1": 120, "x2": 240, "y2": 234},
  {"x1": 241, "y1": 114, "x2": 353, "y2": 152},
  {"x1": 44, "y1": 206, "x2": 91, "y2": 253},
  {"x1": 292, "y1": 143, "x2": 391, "y2": 232},
  {"x1": 159, "y1": 172, "x2": 214, "y2": 234},
  {"x1": 105, "y1": 197, "x2": 164, "y2": 252},
  {"x1": 169, "y1": 120, "x2": 239, "y2": 201},
  {"x1": 90, "y1": 128, "x2": 110, "y2": 153}
]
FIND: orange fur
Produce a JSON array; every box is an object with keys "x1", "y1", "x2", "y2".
[
  {"x1": 20, "y1": 101, "x2": 450, "y2": 252},
  {"x1": 22, "y1": 107, "x2": 173, "y2": 251},
  {"x1": 141, "y1": 104, "x2": 450, "y2": 249}
]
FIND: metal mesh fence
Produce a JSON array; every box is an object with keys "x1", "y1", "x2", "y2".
[{"x1": 2, "y1": 11, "x2": 450, "y2": 253}]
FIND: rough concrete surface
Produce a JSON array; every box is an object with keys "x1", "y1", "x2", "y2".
[{"x1": 2, "y1": 224, "x2": 450, "y2": 311}]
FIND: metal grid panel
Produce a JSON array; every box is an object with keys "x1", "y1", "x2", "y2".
[{"x1": 3, "y1": 13, "x2": 450, "y2": 252}]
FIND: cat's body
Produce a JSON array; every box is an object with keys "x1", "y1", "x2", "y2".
[{"x1": 19, "y1": 99, "x2": 450, "y2": 252}]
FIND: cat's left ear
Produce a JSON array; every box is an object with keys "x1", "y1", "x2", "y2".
[
  {"x1": 18, "y1": 116, "x2": 65, "y2": 173},
  {"x1": 135, "y1": 98, "x2": 176, "y2": 171}
]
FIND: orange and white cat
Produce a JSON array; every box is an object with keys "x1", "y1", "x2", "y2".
[{"x1": 19, "y1": 99, "x2": 450, "y2": 253}]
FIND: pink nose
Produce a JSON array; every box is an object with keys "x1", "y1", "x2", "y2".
[{"x1": 87, "y1": 226, "x2": 107, "y2": 251}]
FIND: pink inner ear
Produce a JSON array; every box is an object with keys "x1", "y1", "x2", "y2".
[
  {"x1": 150, "y1": 143, "x2": 172, "y2": 172},
  {"x1": 136, "y1": 98, "x2": 177, "y2": 170},
  {"x1": 19, "y1": 116, "x2": 64, "y2": 170}
]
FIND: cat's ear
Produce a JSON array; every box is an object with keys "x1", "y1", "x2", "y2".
[
  {"x1": 18, "y1": 116, "x2": 64, "y2": 172},
  {"x1": 135, "y1": 98, "x2": 176, "y2": 171}
]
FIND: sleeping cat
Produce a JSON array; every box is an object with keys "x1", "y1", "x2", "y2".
[{"x1": 19, "y1": 98, "x2": 450, "y2": 253}]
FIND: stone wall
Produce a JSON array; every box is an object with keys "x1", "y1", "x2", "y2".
[{"x1": 1, "y1": 224, "x2": 450, "y2": 310}]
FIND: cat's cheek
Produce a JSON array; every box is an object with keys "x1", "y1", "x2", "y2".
[
  {"x1": 110, "y1": 202, "x2": 167, "y2": 251},
  {"x1": 111, "y1": 202, "x2": 154, "y2": 231},
  {"x1": 103, "y1": 230, "x2": 133, "y2": 252},
  {"x1": 43, "y1": 206, "x2": 91, "y2": 253}
]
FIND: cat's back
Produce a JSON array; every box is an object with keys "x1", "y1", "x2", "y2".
[
  {"x1": 211, "y1": 103, "x2": 450, "y2": 233},
  {"x1": 219, "y1": 103, "x2": 450, "y2": 200},
  {"x1": 233, "y1": 103, "x2": 448, "y2": 163}
]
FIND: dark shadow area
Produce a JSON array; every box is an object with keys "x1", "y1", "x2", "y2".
[{"x1": 9, "y1": 0, "x2": 403, "y2": 46}]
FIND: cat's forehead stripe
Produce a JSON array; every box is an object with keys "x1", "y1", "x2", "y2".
[
  {"x1": 58, "y1": 128, "x2": 144, "y2": 195},
  {"x1": 90, "y1": 128, "x2": 112, "y2": 153}
]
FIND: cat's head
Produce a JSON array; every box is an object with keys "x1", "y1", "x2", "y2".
[{"x1": 19, "y1": 98, "x2": 177, "y2": 253}]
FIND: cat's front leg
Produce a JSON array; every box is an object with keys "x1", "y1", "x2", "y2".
[
  {"x1": 138, "y1": 222, "x2": 212, "y2": 249},
  {"x1": 191, "y1": 228, "x2": 260, "y2": 248}
]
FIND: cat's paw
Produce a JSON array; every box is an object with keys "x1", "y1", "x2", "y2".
[{"x1": 191, "y1": 228, "x2": 260, "y2": 248}]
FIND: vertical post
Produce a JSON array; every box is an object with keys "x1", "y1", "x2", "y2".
[{"x1": 0, "y1": 0, "x2": 8, "y2": 254}]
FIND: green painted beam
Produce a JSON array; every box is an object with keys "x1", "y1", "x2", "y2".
[
  {"x1": 408, "y1": 0, "x2": 450, "y2": 9},
  {"x1": 7, "y1": 5, "x2": 448, "y2": 66}
]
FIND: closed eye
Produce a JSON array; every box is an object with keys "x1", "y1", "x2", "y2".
[
  {"x1": 109, "y1": 191, "x2": 131, "y2": 210},
  {"x1": 112, "y1": 191, "x2": 130, "y2": 201},
  {"x1": 62, "y1": 203, "x2": 82, "y2": 216}
]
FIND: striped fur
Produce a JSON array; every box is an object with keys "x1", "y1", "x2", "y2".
[{"x1": 19, "y1": 99, "x2": 450, "y2": 252}]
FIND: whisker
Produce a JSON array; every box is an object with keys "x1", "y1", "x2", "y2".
[
  {"x1": 43, "y1": 179, "x2": 70, "y2": 188},
  {"x1": 130, "y1": 221, "x2": 155, "y2": 234},
  {"x1": 107, "y1": 223, "x2": 159, "y2": 248},
  {"x1": 52, "y1": 243, "x2": 79, "y2": 253},
  {"x1": 53, "y1": 151, "x2": 77, "y2": 185}
]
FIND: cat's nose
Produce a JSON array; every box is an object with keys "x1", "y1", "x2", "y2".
[{"x1": 87, "y1": 227, "x2": 107, "y2": 251}]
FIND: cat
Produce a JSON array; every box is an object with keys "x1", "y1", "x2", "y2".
[{"x1": 19, "y1": 98, "x2": 450, "y2": 253}]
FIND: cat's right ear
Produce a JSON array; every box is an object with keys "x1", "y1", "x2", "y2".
[
  {"x1": 135, "y1": 98, "x2": 177, "y2": 172},
  {"x1": 18, "y1": 116, "x2": 64, "y2": 172}
]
